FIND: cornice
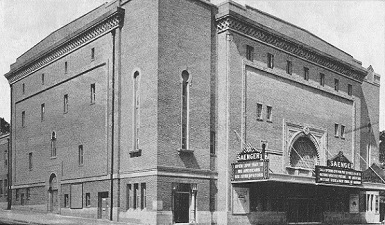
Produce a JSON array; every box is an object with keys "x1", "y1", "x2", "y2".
[
  {"x1": 217, "y1": 15, "x2": 366, "y2": 82},
  {"x1": 5, "y1": 7, "x2": 124, "y2": 84}
]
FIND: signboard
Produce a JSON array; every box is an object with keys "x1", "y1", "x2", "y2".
[
  {"x1": 315, "y1": 151, "x2": 362, "y2": 186},
  {"x1": 236, "y1": 145, "x2": 264, "y2": 161},
  {"x1": 232, "y1": 160, "x2": 269, "y2": 181}
]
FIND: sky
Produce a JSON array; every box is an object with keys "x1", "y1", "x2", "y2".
[{"x1": 0, "y1": 0, "x2": 384, "y2": 130}]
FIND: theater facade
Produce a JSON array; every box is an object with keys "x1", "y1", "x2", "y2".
[{"x1": 3, "y1": 0, "x2": 382, "y2": 224}]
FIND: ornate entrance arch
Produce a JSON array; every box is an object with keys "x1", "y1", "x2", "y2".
[
  {"x1": 48, "y1": 173, "x2": 59, "y2": 213},
  {"x1": 289, "y1": 134, "x2": 319, "y2": 169}
]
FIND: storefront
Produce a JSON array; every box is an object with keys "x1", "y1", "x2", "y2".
[{"x1": 231, "y1": 150, "x2": 385, "y2": 224}]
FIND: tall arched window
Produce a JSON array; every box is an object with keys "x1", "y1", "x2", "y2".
[
  {"x1": 51, "y1": 131, "x2": 57, "y2": 158},
  {"x1": 181, "y1": 70, "x2": 190, "y2": 150},
  {"x1": 133, "y1": 71, "x2": 140, "y2": 150}
]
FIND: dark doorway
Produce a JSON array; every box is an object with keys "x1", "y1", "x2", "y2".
[
  {"x1": 174, "y1": 192, "x2": 190, "y2": 223},
  {"x1": 97, "y1": 192, "x2": 109, "y2": 219},
  {"x1": 48, "y1": 174, "x2": 59, "y2": 213},
  {"x1": 287, "y1": 197, "x2": 322, "y2": 223}
]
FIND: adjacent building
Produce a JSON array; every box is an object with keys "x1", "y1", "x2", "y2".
[
  {"x1": 0, "y1": 118, "x2": 10, "y2": 209},
  {"x1": 3, "y1": 0, "x2": 382, "y2": 224}
]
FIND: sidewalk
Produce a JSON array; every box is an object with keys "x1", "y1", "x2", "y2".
[{"x1": 0, "y1": 208, "x2": 132, "y2": 225}]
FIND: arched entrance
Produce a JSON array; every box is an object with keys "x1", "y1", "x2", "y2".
[
  {"x1": 289, "y1": 136, "x2": 319, "y2": 169},
  {"x1": 48, "y1": 173, "x2": 59, "y2": 213}
]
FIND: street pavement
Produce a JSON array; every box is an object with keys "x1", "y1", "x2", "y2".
[{"x1": 0, "y1": 208, "x2": 132, "y2": 225}]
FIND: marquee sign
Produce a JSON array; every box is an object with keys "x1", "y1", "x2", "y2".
[
  {"x1": 316, "y1": 151, "x2": 362, "y2": 186},
  {"x1": 232, "y1": 144, "x2": 269, "y2": 181}
]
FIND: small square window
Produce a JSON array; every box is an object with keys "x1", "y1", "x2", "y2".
[
  {"x1": 266, "y1": 106, "x2": 272, "y2": 122},
  {"x1": 348, "y1": 84, "x2": 352, "y2": 96},
  {"x1": 341, "y1": 125, "x2": 345, "y2": 139},
  {"x1": 319, "y1": 73, "x2": 325, "y2": 86},
  {"x1": 86, "y1": 193, "x2": 91, "y2": 207},
  {"x1": 267, "y1": 53, "x2": 274, "y2": 69},
  {"x1": 246, "y1": 45, "x2": 254, "y2": 61},
  {"x1": 286, "y1": 61, "x2": 292, "y2": 75},
  {"x1": 41, "y1": 74, "x2": 45, "y2": 85},
  {"x1": 334, "y1": 79, "x2": 339, "y2": 91},
  {"x1": 257, "y1": 103, "x2": 263, "y2": 120},
  {"x1": 91, "y1": 48, "x2": 95, "y2": 60},
  {"x1": 334, "y1": 124, "x2": 339, "y2": 137},
  {"x1": 304, "y1": 67, "x2": 309, "y2": 81}
]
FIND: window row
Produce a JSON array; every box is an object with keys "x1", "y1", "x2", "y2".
[
  {"x1": 245, "y1": 46, "x2": 353, "y2": 96},
  {"x1": 21, "y1": 48, "x2": 96, "y2": 95},
  {"x1": 334, "y1": 123, "x2": 346, "y2": 139},
  {"x1": 126, "y1": 183, "x2": 146, "y2": 210},
  {"x1": 256, "y1": 103, "x2": 272, "y2": 122},
  {"x1": 20, "y1": 84, "x2": 96, "y2": 127},
  {"x1": 64, "y1": 192, "x2": 91, "y2": 208},
  {"x1": 27, "y1": 141, "x2": 84, "y2": 169},
  {"x1": 0, "y1": 179, "x2": 8, "y2": 197},
  {"x1": 15, "y1": 188, "x2": 30, "y2": 205}
]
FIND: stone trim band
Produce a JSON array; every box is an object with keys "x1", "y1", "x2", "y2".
[{"x1": 217, "y1": 16, "x2": 366, "y2": 82}]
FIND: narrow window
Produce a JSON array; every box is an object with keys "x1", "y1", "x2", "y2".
[
  {"x1": 86, "y1": 193, "x2": 91, "y2": 207},
  {"x1": 141, "y1": 183, "x2": 146, "y2": 209},
  {"x1": 64, "y1": 94, "x2": 68, "y2": 113},
  {"x1": 0, "y1": 180, "x2": 2, "y2": 195},
  {"x1": 267, "y1": 53, "x2": 274, "y2": 69},
  {"x1": 28, "y1": 152, "x2": 33, "y2": 170},
  {"x1": 133, "y1": 71, "x2": 140, "y2": 150},
  {"x1": 319, "y1": 73, "x2": 325, "y2": 86},
  {"x1": 367, "y1": 144, "x2": 371, "y2": 167},
  {"x1": 266, "y1": 106, "x2": 272, "y2": 121},
  {"x1": 256, "y1": 103, "x2": 263, "y2": 120},
  {"x1": 181, "y1": 70, "x2": 190, "y2": 150},
  {"x1": 41, "y1": 74, "x2": 45, "y2": 85},
  {"x1": 41, "y1": 103, "x2": 45, "y2": 122},
  {"x1": 90, "y1": 83, "x2": 96, "y2": 104},
  {"x1": 22, "y1": 83, "x2": 25, "y2": 94},
  {"x1": 134, "y1": 183, "x2": 139, "y2": 209},
  {"x1": 334, "y1": 79, "x2": 339, "y2": 91},
  {"x1": 341, "y1": 125, "x2": 345, "y2": 138},
  {"x1": 26, "y1": 188, "x2": 30, "y2": 200},
  {"x1": 91, "y1": 48, "x2": 95, "y2": 60},
  {"x1": 4, "y1": 179, "x2": 7, "y2": 196},
  {"x1": 4, "y1": 151, "x2": 7, "y2": 168},
  {"x1": 51, "y1": 131, "x2": 57, "y2": 158},
  {"x1": 64, "y1": 61, "x2": 68, "y2": 74},
  {"x1": 246, "y1": 45, "x2": 254, "y2": 61},
  {"x1": 210, "y1": 131, "x2": 215, "y2": 155},
  {"x1": 64, "y1": 194, "x2": 69, "y2": 208},
  {"x1": 78, "y1": 145, "x2": 84, "y2": 166},
  {"x1": 21, "y1": 111, "x2": 25, "y2": 127},
  {"x1": 304, "y1": 67, "x2": 309, "y2": 81},
  {"x1": 348, "y1": 84, "x2": 352, "y2": 96},
  {"x1": 16, "y1": 189, "x2": 19, "y2": 201},
  {"x1": 334, "y1": 124, "x2": 339, "y2": 137},
  {"x1": 127, "y1": 184, "x2": 132, "y2": 210},
  {"x1": 286, "y1": 61, "x2": 292, "y2": 75}
]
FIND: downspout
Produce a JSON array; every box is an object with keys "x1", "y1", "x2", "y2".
[
  {"x1": 110, "y1": 29, "x2": 116, "y2": 221},
  {"x1": 7, "y1": 85, "x2": 12, "y2": 210}
]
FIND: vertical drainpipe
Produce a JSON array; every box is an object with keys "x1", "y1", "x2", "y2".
[
  {"x1": 7, "y1": 85, "x2": 13, "y2": 210},
  {"x1": 110, "y1": 28, "x2": 116, "y2": 221}
]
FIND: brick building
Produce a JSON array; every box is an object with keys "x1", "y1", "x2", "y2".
[
  {"x1": 3, "y1": 0, "x2": 383, "y2": 224},
  {"x1": 0, "y1": 118, "x2": 10, "y2": 209}
]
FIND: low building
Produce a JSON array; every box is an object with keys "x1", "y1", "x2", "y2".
[
  {"x1": 3, "y1": 0, "x2": 383, "y2": 224},
  {"x1": 0, "y1": 118, "x2": 10, "y2": 209}
]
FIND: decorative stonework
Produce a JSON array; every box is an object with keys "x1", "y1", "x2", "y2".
[
  {"x1": 8, "y1": 9, "x2": 124, "y2": 84},
  {"x1": 217, "y1": 16, "x2": 366, "y2": 82}
]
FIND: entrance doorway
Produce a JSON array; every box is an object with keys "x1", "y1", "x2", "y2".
[
  {"x1": 287, "y1": 197, "x2": 322, "y2": 223},
  {"x1": 48, "y1": 173, "x2": 59, "y2": 213},
  {"x1": 172, "y1": 183, "x2": 197, "y2": 224},
  {"x1": 97, "y1": 192, "x2": 109, "y2": 219}
]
